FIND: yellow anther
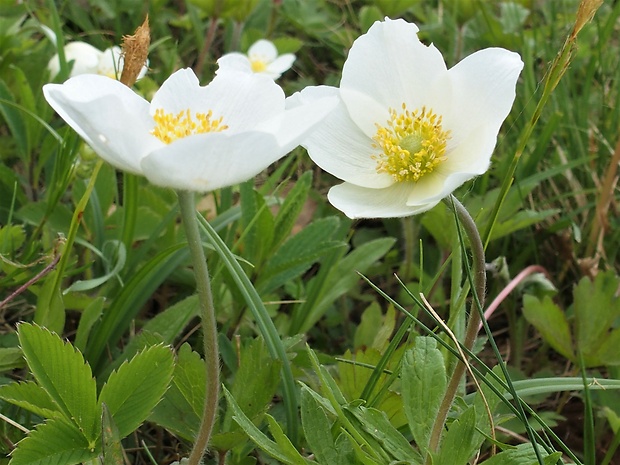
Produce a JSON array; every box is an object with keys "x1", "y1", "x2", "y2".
[
  {"x1": 151, "y1": 108, "x2": 228, "y2": 144},
  {"x1": 372, "y1": 105, "x2": 451, "y2": 183}
]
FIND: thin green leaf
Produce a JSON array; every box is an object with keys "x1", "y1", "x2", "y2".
[
  {"x1": 85, "y1": 243, "x2": 187, "y2": 372},
  {"x1": 74, "y1": 297, "x2": 105, "y2": 353},
  {"x1": 271, "y1": 170, "x2": 312, "y2": 250},
  {"x1": 265, "y1": 415, "x2": 309, "y2": 465},
  {"x1": 223, "y1": 386, "x2": 310, "y2": 465}
]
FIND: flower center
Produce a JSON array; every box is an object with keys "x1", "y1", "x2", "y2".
[
  {"x1": 151, "y1": 108, "x2": 228, "y2": 144},
  {"x1": 250, "y1": 58, "x2": 268, "y2": 73},
  {"x1": 372, "y1": 104, "x2": 451, "y2": 182}
]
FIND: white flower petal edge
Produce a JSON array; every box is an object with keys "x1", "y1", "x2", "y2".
[
  {"x1": 48, "y1": 42, "x2": 102, "y2": 78},
  {"x1": 329, "y1": 182, "x2": 439, "y2": 219},
  {"x1": 248, "y1": 39, "x2": 279, "y2": 62},
  {"x1": 43, "y1": 74, "x2": 159, "y2": 174},
  {"x1": 340, "y1": 18, "x2": 448, "y2": 136},
  {"x1": 290, "y1": 85, "x2": 393, "y2": 189},
  {"x1": 216, "y1": 53, "x2": 253, "y2": 75},
  {"x1": 266, "y1": 54, "x2": 296, "y2": 77}
]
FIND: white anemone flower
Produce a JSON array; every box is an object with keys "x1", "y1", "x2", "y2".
[
  {"x1": 42, "y1": 68, "x2": 335, "y2": 191},
  {"x1": 48, "y1": 41, "x2": 102, "y2": 78},
  {"x1": 218, "y1": 39, "x2": 296, "y2": 79},
  {"x1": 48, "y1": 42, "x2": 148, "y2": 80},
  {"x1": 294, "y1": 18, "x2": 524, "y2": 219}
]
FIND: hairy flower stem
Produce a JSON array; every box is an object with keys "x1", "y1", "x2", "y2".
[
  {"x1": 426, "y1": 196, "x2": 486, "y2": 462},
  {"x1": 178, "y1": 190, "x2": 220, "y2": 465}
]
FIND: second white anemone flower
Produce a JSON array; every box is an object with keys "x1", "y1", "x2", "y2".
[
  {"x1": 294, "y1": 18, "x2": 524, "y2": 219},
  {"x1": 218, "y1": 39, "x2": 296, "y2": 79},
  {"x1": 48, "y1": 42, "x2": 148, "y2": 80},
  {"x1": 42, "y1": 67, "x2": 335, "y2": 191}
]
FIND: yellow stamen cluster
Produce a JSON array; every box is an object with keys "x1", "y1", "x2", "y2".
[
  {"x1": 372, "y1": 104, "x2": 450, "y2": 183},
  {"x1": 151, "y1": 108, "x2": 228, "y2": 144},
  {"x1": 250, "y1": 59, "x2": 268, "y2": 73}
]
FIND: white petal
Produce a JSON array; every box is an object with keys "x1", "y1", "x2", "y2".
[
  {"x1": 328, "y1": 182, "x2": 437, "y2": 219},
  {"x1": 266, "y1": 90, "x2": 338, "y2": 152},
  {"x1": 140, "y1": 131, "x2": 284, "y2": 191},
  {"x1": 248, "y1": 39, "x2": 278, "y2": 62},
  {"x1": 43, "y1": 74, "x2": 159, "y2": 174},
  {"x1": 151, "y1": 68, "x2": 285, "y2": 132},
  {"x1": 97, "y1": 46, "x2": 122, "y2": 79},
  {"x1": 48, "y1": 42, "x2": 102, "y2": 78},
  {"x1": 266, "y1": 53, "x2": 296, "y2": 76},
  {"x1": 440, "y1": 47, "x2": 523, "y2": 147},
  {"x1": 292, "y1": 86, "x2": 393, "y2": 189},
  {"x1": 340, "y1": 18, "x2": 448, "y2": 135},
  {"x1": 217, "y1": 53, "x2": 253, "y2": 74},
  {"x1": 442, "y1": 124, "x2": 497, "y2": 175},
  {"x1": 150, "y1": 68, "x2": 202, "y2": 114}
]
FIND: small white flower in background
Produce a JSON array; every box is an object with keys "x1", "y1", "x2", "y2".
[
  {"x1": 43, "y1": 68, "x2": 336, "y2": 191},
  {"x1": 293, "y1": 18, "x2": 524, "y2": 219},
  {"x1": 48, "y1": 42, "x2": 148, "y2": 81},
  {"x1": 218, "y1": 39, "x2": 295, "y2": 79}
]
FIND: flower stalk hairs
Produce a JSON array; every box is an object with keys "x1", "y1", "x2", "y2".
[{"x1": 43, "y1": 22, "x2": 334, "y2": 465}]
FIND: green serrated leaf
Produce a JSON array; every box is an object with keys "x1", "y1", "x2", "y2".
[
  {"x1": 221, "y1": 338, "x2": 281, "y2": 437},
  {"x1": 18, "y1": 323, "x2": 99, "y2": 443},
  {"x1": 301, "y1": 387, "x2": 338, "y2": 465},
  {"x1": 149, "y1": 344, "x2": 204, "y2": 441},
  {"x1": 98, "y1": 344, "x2": 174, "y2": 438},
  {"x1": 522, "y1": 295, "x2": 575, "y2": 360},
  {"x1": 401, "y1": 336, "x2": 447, "y2": 453},
  {"x1": 573, "y1": 271, "x2": 620, "y2": 366},
  {"x1": 9, "y1": 418, "x2": 96, "y2": 465},
  {"x1": 0, "y1": 381, "x2": 60, "y2": 419}
]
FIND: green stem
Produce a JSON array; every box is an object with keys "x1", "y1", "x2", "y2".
[
  {"x1": 178, "y1": 190, "x2": 220, "y2": 465},
  {"x1": 426, "y1": 196, "x2": 486, "y2": 461}
]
